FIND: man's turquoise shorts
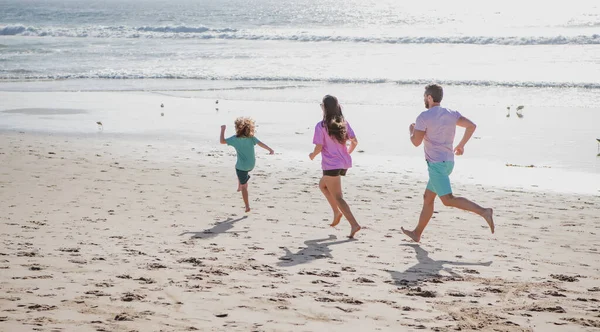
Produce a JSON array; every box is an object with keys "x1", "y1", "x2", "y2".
[{"x1": 426, "y1": 161, "x2": 455, "y2": 197}]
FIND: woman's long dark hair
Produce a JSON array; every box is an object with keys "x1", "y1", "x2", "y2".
[{"x1": 321, "y1": 95, "x2": 347, "y2": 144}]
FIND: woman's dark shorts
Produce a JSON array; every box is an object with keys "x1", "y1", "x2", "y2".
[{"x1": 323, "y1": 169, "x2": 347, "y2": 177}]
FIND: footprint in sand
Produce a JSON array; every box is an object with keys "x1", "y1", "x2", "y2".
[
  {"x1": 134, "y1": 277, "x2": 156, "y2": 284},
  {"x1": 84, "y1": 290, "x2": 110, "y2": 297},
  {"x1": 121, "y1": 292, "x2": 145, "y2": 302},
  {"x1": 26, "y1": 304, "x2": 57, "y2": 312},
  {"x1": 550, "y1": 274, "x2": 580, "y2": 282},
  {"x1": 529, "y1": 305, "x2": 566, "y2": 313},
  {"x1": 298, "y1": 269, "x2": 340, "y2": 278}
]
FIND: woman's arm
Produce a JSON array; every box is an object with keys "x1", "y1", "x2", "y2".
[
  {"x1": 347, "y1": 137, "x2": 358, "y2": 154},
  {"x1": 309, "y1": 144, "x2": 323, "y2": 160}
]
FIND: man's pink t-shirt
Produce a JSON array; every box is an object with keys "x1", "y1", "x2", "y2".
[
  {"x1": 414, "y1": 106, "x2": 462, "y2": 163},
  {"x1": 312, "y1": 120, "x2": 356, "y2": 170}
]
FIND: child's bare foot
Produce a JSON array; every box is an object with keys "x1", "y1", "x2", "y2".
[
  {"x1": 245, "y1": 206, "x2": 251, "y2": 213},
  {"x1": 330, "y1": 213, "x2": 343, "y2": 227},
  {"x1": 348, "y1": 224, "x2": 361, "y2": 238},
  {"x1": 483, "y1": 208, "x2": 494, "y2": 234},
  {"x1": 401, "y1": 227, "x2": 421, "y2": 243}
]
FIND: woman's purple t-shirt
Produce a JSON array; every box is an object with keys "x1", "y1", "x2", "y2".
[{"x1": 312, "y1": 120, "x2": 356, "y2": 170}]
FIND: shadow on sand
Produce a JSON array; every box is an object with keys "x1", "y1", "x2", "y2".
[
  {"x1": 179, "y1": 216, "x2": 248, "y2": 239},
  {"x1": 387, "y1": 244, "x2": 492, "y2": 286},
  {"x1": 277, "y1": 235, "x2": 355, "y2": 267}
]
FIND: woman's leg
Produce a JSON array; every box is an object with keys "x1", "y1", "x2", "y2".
[
  {"x1": 318, "y1": 177, "x2": 343, "y2": 226},
  {"x1": 322, "y1": 175, "x2": 361, "y2": 238}
]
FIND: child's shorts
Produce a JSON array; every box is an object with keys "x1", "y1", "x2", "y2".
[
  {"x1": 236, "y1": 168, "x2": 251, "y2": 185},
  {"x1": 323, "y1": 169, "x2": 347, "y2": 177}
]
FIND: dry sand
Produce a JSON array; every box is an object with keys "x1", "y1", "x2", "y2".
[{"x1": 1, "y1": 131, "x2": 599, "y2": 332}]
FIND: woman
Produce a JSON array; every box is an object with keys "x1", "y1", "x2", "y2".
[{"x1": 309, "y1": 95, "x2": 361, "y2": 238}]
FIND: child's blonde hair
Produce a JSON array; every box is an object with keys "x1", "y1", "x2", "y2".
[{"x1": 234, "y1": 117, "x2": 255, "y2": 138}]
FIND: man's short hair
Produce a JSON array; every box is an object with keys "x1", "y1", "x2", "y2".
[{"x1": 425, "y1": 84, "x2": 443, "y2": 103}]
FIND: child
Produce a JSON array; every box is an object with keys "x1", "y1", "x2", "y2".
[
  {"x1": 309, "y1": 95, "x2": 361, "y2": 238},
  {"x1": 220, "y1": 117, "x2": 274, "y2": 212}
]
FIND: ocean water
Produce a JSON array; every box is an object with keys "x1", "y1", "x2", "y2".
[
  {"x1": 1, "y1": 0, "x2": 599, "y2": 84},
  {"x1": 1, "y1": 0, "x2": 600, "y2": 182}
]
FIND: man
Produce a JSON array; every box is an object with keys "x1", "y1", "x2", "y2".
[{"x1": 402, "y1": 84, "x2": 494, "y2": 243}]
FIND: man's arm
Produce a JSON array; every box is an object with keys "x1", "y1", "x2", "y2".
[
  {"x1": 454, "y1": 116, "x2": 477, "y2": 155},
  {"x1": 257, "y1": 141, "x2": 274, "y2": 154},
  {"x1": 220, "y1": 125, "x2": 227, "y2": 144},
  {"x1": 347, "y1": 137, "x2": 358, "y2": 154},
  {"x1": 409, "y1": 123, "x2": 425, "y2": 147},
  {"x1": 309, "y1": 144, "x2": 323, "y2": 160}
]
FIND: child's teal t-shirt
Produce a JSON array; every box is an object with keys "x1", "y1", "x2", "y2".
[{"x1": 225, "y1": 136, "x2": 260, "y2": 171}]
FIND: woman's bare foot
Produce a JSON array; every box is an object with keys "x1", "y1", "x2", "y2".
[
  {"x1": 330, "y1": 212, "x2": 343, "y2": 227},
  {"x1": 401, "y1": 227, "x2": 421, "y2": 243},
  {"x1": 245, "y1": 206, "x2": 251, "y2": 213},
  {"x1": 483, "y1": 208, "x2": 494, "y2": 234},
  {"x1": 348, "y1": 224, "x2": 361, "y2": 238}
]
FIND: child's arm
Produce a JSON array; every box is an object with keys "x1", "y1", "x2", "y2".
[
  {"x1": 220, "y1": 125, "x2": 227, "y2": 144},
  {"x1": 257, "y1": 141, "x2": 274, "y2": 155},
  {"x1": 309, "y1": 144, "x2": 322, "y2": 160},
  {"x1": 347, "y1": 137, "x2": 358, "y2": 154}
]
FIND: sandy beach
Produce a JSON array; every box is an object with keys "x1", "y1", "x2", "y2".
[
  {"x1": 1, "y1": 118, "x2": 599, "y2": 331},
  {"x1": 3, "y1": 0, "x2": 600, "y2": 329}
]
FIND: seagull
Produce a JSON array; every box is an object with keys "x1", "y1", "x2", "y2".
[
  {"x1": 506, "y1": 106, "x2": 510, "y2": 118},
  {"x1": 516, "y1": 105, "x2": 524, "y2": 118},
  {"x1": 96, "y1": 121, "x2": 103, "y2": 130}
]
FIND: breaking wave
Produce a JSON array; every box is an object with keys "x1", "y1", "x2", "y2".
[{"x1": 2, "y1": 24, "x2": 599, "y2": 45}]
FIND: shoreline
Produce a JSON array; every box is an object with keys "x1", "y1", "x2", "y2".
[
  {"x1": 0, "y1": 89, "x2": 599, "y2": 197},
  {"x1": 1, "y1": 125, "x2": 598, "y2": 197}
]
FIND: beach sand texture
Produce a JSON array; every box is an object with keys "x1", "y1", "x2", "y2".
[
  {"x1": 1, "y1": 126, "x2": 599, "y2": 331},
  {"x1": 3, "y1": 0, "x2": 600, "y2": 329}
]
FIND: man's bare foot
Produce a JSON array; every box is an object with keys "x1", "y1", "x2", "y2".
[
  {"x1": 483, "y1": 208, "x2": 494, "y2": 234},
  {"x1": 237, "y1": 183, "x2": 242, "y2": 192},
  {"x1": 330, "y1": 213, "x2": 343, "y2": 227},
  {"x1": 348, "y1": 224, "x2": 361, "y2": 238},
  {"x1": 245, "y1": 206, "x2": 251, "y2": 213},
  {"x1": 401, "y1": 227, "x2": 421, "y2": 243}
]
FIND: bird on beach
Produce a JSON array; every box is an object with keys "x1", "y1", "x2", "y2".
[
  {"x1": 216, "y1": 100, "x2": 219, "y2": 104},
  {"x1": 506, "y1": 106, "x2": 510, "y2": 118},
  {"x1": 161, "y1": 103, "x2": 164, "y2": 108},
  {"x1": 516, "y1": 105, "x2": 524, "y2": 118},
  {"x1": 96, "y1": 121, "x2": 103, "y2": 130}
]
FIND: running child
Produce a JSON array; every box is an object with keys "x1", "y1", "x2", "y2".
[{"x1": 220, "y1": 117, "x2": 274, "y2": 212}]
